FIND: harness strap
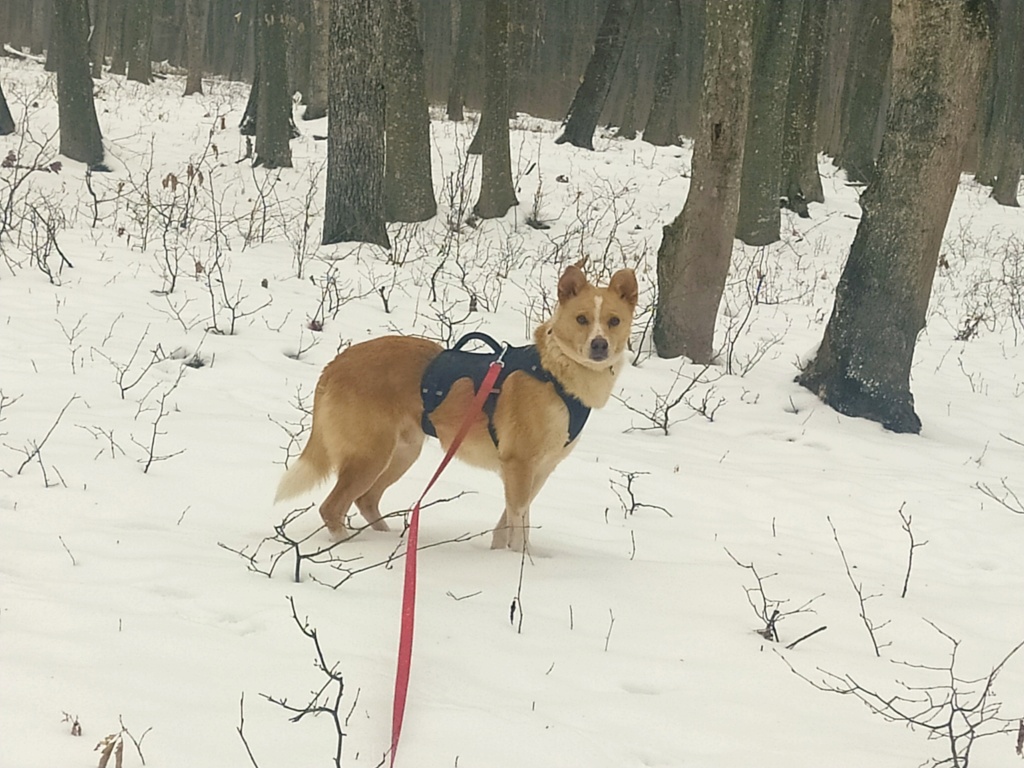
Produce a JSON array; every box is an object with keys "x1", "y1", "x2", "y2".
[{"x1": 420, "y1": 333, "x2": 590, "y2": 447}]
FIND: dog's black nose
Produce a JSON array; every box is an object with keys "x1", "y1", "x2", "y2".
[{"x1": 590, "y1": 337, "x2": 609, "y2": 360}]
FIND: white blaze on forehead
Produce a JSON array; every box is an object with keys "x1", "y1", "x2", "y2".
[{"x1": 590, "y1": 295, "x2": 604, "y2": 340}]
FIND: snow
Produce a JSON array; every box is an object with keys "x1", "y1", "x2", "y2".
[{"x1": 2, "y1": 61, "x2": 1023, "y2": 768}]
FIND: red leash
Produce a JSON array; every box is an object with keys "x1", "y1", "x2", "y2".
[{"x1": 389, "y1": 355, "x2": 505, "y2": 768}]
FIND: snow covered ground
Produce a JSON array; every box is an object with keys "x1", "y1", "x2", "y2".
[{"x1": 1, "y1": 61, "x2": 1023, "y2": 768}]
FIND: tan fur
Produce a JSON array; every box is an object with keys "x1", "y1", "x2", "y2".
[{"x1": 275, "y1": 266, "x2": 639, "y2": 551}]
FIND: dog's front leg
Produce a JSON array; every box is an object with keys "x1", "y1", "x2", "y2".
[{"x1": 494, "y1": 458, "x2": 534, "y2": 552}]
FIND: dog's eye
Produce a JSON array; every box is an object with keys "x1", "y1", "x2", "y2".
[
  {"x1": 576, "y1": 314, "x2": 589, "y2": 325},
  {"x1": 608, "y1": 316, "x2": 621, "y2": 328}
]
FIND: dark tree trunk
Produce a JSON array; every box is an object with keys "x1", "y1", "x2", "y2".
[
  {"x1": 446, "y1": 0, "x2": 483, "y2": 121},
  {"x1": 254, "y1": 0, "x2": 293, "y2": 169},
  {"x1": 125, "y1": 0, "x2": 153, "y2": 84},
  {"x1": 285, "y1": 0, "x2": 309, "y2": 100},
  {"x1": 45, "y1": 1, "x2": 60, "y2": 72},
  {"x1": 834, "y1": 0, "x2": 891, "y2": 184},
  {"x1": 643, "y1": 0, "x2": 683, "y2": 146},
  {"x1": 107, "y1": 0, "x2": 126, "y2": 75},
  {"x1": 184, "y1": 0, "x2": 208, "y2": 95},
  {"x1": 817, "y1": 2, "x2": 855, "y2": 159},
  {"x1": 32, "y1": 0, "x2": 50, "y2": 55},
  {"x1": 0, "y1": 82, "x2": 15, "y2": 135},
  {"x1": 781, "y1": 0, "x2": 827, "y2": 214},
  {"x1": 89, "y1": 0, "x2": 110, "y2": 77},
  {"x1": 239, "y1": 58, "x2": 259, "y2": 136},
  {"x1": 614, "y1": 33, "x2": 643, "y2": 140},
  {"x1": 473, "y1": 0, "x2": 518, "y2": 219},
  {"x1": 384, "y1": 0, "x2": 437, "y2": 222},
  {"x1": 735, "y1": 0, "x2": 804, "y2": 247},
  {"x1": 53, "y1": 0, "x2": 105, "y2": 166},
  {"x1": 797, "y1": 0, "x2": 993, "y2": 434},
  {"x1": 653, "y1": 0, "x2": 755, "y2": 362},
  {"x1": 303, "y1": 0, "x2": 329, "y2": 120},
  {"x1": 323, "y1": 0, "x2": 389, "y2": 247},
  {"x1": 556, "y1": 0, "x2": 639, "y2": 150},
  {"x1": 987, "y1": 0, "x2": 1023, "y2": 206}
]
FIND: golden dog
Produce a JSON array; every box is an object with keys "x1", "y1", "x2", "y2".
[{"x1": 275, "y1": 264, "x2": 638, "y2": 551}]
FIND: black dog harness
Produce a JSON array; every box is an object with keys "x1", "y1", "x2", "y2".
[{"x1": 420, "y1": 332, "x2": 590, "y2": 447}]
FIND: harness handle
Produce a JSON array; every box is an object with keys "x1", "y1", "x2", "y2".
[{"x1": 451, "y1": 331, "x2": 504, "y2": 356}]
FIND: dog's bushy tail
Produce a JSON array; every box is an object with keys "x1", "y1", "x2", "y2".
[{"x1": 274, "y1": 426, "x2": 331, "y2": 503}]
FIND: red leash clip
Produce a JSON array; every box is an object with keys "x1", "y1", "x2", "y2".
[{"x1": 389, "y1": 348, "x2": 506, "y2": 767}]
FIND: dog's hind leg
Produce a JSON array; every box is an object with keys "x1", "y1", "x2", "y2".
[
  {"x1": 355, "y1": 435, "x2": 423, "y2": 532},
  {"x1": 319, "y1": 451, "x2": 393, "y2": 538}
]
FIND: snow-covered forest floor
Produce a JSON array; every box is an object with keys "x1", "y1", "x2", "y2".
[{"x1": 2, "y1": 61, "x2": 1023, "y2": 768}]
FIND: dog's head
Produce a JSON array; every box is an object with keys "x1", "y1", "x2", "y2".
[{"x1": 548, "y1": 265, "x2": 638, "y2": 369}]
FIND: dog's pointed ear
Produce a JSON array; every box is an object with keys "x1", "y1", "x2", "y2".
[
  {"x1": 608, "y1": 269, "x2": 638, "y2": 308},
  {"x1": 557, "y1": 264, "x2": 588, "y2": 304}
]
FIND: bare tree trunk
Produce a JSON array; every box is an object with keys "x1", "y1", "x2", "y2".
[
  {"x1": 254, "y1": 0, "x2": 293, "y2": 169},
  {"x1": 735, "y1": 0, "x2": 804, "y2": 247},
  {"x1": 473, "y1": 0, "x2": 517, "y2": 219},
  {"x1": 384, "y1": 0, "x2": 437, "y2": 222},
  {"x1": 184, "y1": 0, "x2": 208, "y2": 95},
  {"x1": 643, "y1": 0, "x2": 683, "y2": 146},
  {"x1": 817, "y1": 2, "x2": 855, "y2": 159},
  {"x1": 239, "y1": 58, "x2": 259, "y2": 136},
  {"x1": 303, "y1": 0, "x2": 329, "y2": 120},
  {"x1": 107, "y1": 0, "x2": 126, "y2": 75},
  {"x1": 653, "y1": 0, "x2": 756, "y2": 362},
  {"x1": 834, "y1": 0, "x2": 890, "y2": 184},
  {"x1": 988, "y1": 0, "x2": 1023, "y2": 207},
  {"x1": 556, "y1": 0, "x2": 638, "y2": 150},
  {"x1": 323, "y1": 0, "x2": 389, "y2": 247},
  {"x1": 781, "y1": 0, "x2": 826, "y2": 214},
  {"x1": 32, "y1": 0, "x2": 50, "y2": 55},
  {"x1": 0, "y1": 81, "x2": 15, "y2": 135},
  {"x1": 446, "y1": 0, "x2": 483, "y2": 121},
  {"x1": 89, "y1": 0, "x2": 110, "y2": 77},
  {"x1": 797, "y1": 0, "x2": 993, "y2": 434},
  {"x1": 125, "y1": 0, "x2": 153, "y2": 84},
  {"x1": 614, "y1": 31, "x2": 643, "y2": 140},
  {"x1": 53, "y1": 0, "x2": 105, "y2": 166}
]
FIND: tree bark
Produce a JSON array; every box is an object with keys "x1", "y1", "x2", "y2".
[
  {"x1": 384, "y1": 0, "x2": 437, "y2": 222},
  {"x1": 816, "y1": 2, "x2": 855, "y2": 159},
  {"x1": 254, "y1": 0, "x2": 293, "y2": 169},
  {"x1": 0, "y1": 81, "x2": 15, "y2": 135},
  {"x1": 797, "y1": 0, "x2": 993, "y2": 434},
  {"x1": 556, "y1": 0, "x2": 639, "y2": 150},
  {"x1": 107, "y1": 0, "x2": 127, "y2": 75},
  {"x1": 184, "y1": 0, "x2": 208, "y2": 95},
  {"x1": 323, "y1": 0, "x2": 389, "y2": 247},
  {"x1": 446, "y1": 0, "x2": 483, "y2": 121},
  {"x1": 53, "y1": 0, "x2": 105, "y2": 166},
  {"x1": 303, "y1": 0, "x2": 329, "y2": 120},
  {"x1": 32, "y1": 0, "x2": 50, "y2": 55},
  {"x1": 988, "y1": 0, "x2": 1023, "y2": 206},
  {"x1": 239, "y1": 58, "x2": 260, "y2": 136},
  {"x1": 473, "y1": 0, "x2": 518, "y2": 220},
  {"x1": 653, "y1": 0, "x2": 756, "y2": 362},
  {"x1": 89, "y1": 0, "x2": 110, "y2": 78},
  {"x1": 125, "y1": 0, "x2": 154, "y2": 84},
  {"x1": 735, "y1": 0, "x2": 804, "y2": 247},
  {"x1": 834, "y1": 0, "x2": 891, "y2": 184},
  {"x1": 613, "y1": 31, "x2": 643, "y2": 140},
  {"x1": 642, "y1": 0, "x2": 683, "y2": 146},
  {"x1": 780, "y1": 0, "x2": 826, "y2": 213}
]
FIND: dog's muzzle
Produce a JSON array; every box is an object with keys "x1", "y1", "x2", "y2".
[{"x1": 589, "y1": 337, "x2": 609, "y2": 361}]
